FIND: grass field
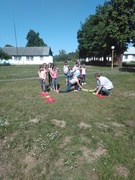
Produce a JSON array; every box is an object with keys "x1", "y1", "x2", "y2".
[{"x1": 0, "y1": 63, "x2": 135, "y2": 180}]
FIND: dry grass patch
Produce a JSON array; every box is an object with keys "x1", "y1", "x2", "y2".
[
  {"x1": 28, "y1": 118, "x2": 40, "y2": 124},
  {"x1": 121, "y1": 92, "x2": 135, "y2": 97},
  {"x1": 22, "y1": 155, "x2": 36, "y2": 174},
  {"x1": 51, "y1": 119, "x2": 66, "y2": 128},
  {"x1": 95, "y1": 122, "x2": 109, "y2": 129},
  {"x1": 59, "y1": 136, "x2": 71, "y2": 148},
  {"x1": 80, "y1": 145, "x2": 107, "y2": 164},
  {"x1": 125, "y1": 120, "x2": 135, "y2": 127},
  {"x1": 81, "y1": 136, "x2": 91, "y2": 143},
  {"x1": 111, "y1": 122, "x2": 125, "y2": 128},
  {"x1": 78, "y1": 122, "x2": 91, "y2": 129},
  {"x1": 115, "y1": 165, "x2": 130, "y2": 178}
]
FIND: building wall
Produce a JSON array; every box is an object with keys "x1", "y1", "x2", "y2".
[
  {"x1": 9, "y1": 56, "x2": 53, "y2": 65},
  {"x1": 122, "y1": 55, "x2": 135, "y2": 62}
]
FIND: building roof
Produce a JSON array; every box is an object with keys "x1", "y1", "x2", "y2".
[
  {"x1": 2, "y1": 46, "x2": 51, "y2": 56},
  {"x1": 124, "y1": 47, "x2": 135, "y2": 55}
]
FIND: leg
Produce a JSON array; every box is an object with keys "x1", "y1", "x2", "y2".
[
  {"x1": 55, "y1": 78, "x2": 58, "y2": 91},
  {"x1": 59, "y1": 82, "x2": 72, "y2": 93},
  {"x1": 101, "y1": 87, "x2": 112, "y2": 96},
  {"x1": 39, "y1": 79, "x2": 44, "y2": 92},
  {"x1": 83, "y1": 75, "x2": 86, "y2": 83},
  {"x1": 42, "y1": 81, "x2": 46, "y2": 92},
  {"x1": 51, "y1": 78, "x2": 55, "y2": 90}
]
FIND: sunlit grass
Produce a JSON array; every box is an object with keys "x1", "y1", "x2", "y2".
[{"x1": 0, "y1": 65, "x2": 135, "y2": 179}]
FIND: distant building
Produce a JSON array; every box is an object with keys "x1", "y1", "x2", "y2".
[
  {"x1": 2, "y1": 46, "x2": 53, "y2": 65},
  {"x1": 122, "y1": 47, "x2": 135, "y2": 62}
]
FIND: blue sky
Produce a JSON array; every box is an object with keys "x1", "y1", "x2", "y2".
[{"x1": 0, "y1": 0, "x2": 105, "y2": 55}]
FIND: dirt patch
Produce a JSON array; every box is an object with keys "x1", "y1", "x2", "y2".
[
  {"x1": 59, "y1": 136, "x2": 71, "y2": 148},
  {"x1": 115, "y1": 165, "x2": 130, "y2": 178},
  {"x1": 22, "y1": 155, "x2": 36, "y2": 174},
  {"x1": 95, "y1": 123, "x2": 109, "y2": 129},
  {"x1": 28, "y1": 118, "x2": 40, "y2": 124},
  {"x1": 0, "y1": 166, "x2": 7, "y2": 177},
  {"x1": 93, "y1": 146, "x2": 107, "y2": 158},
  {"x1": 78, "y1": 122, "x2": 91, "y2": 129},
  {"x1": 51, "y1": 119, "x2": 66, "y2": 128},
  {"x1": 81, "y1": 136, "x2": 91, "y2": 143},
  {"x1": 0, "y1": 164, "x2": 12, "y2": 179},
  {"x1": 80, "y1": 145, "x2": 107, "y2": 163},
  {"x1": 111, "y1": 122, "x2": 125, "y2": 128},
  {"x1": 125, "y1": 120, "x2": 135, "y2": 127},
  {"x1": 121, "y1": 92, "x2": 135, "y2": 97},
  {"x1": 54, "y1": 158, "x2": 64, "y2": 167}
]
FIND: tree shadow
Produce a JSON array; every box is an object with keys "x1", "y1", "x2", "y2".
[{"x1": 119, "y1": 67, "x2": 135, "y2": 72}]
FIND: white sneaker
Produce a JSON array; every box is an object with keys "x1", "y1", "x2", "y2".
[
  {"x1": 84, "y1": 82, "x2": 86, "y2": 85},
  {"x1": 82, "y1": 83, "x2": 84, "y2": 85}
]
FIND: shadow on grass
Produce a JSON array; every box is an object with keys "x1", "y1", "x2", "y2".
[{"x1": 119, "y1": 67, "x2": 135, "y2": 72}]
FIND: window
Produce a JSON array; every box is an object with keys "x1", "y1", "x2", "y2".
[
  {"x1": 26, "y1": 56, "x2": 33, "y2": 61},
  {"x1": 14, "y1": 56, "x2": 21, "y2": 61}
]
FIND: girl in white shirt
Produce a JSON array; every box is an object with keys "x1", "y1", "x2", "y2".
[{"x1": 38, "y1": 65, "x2": 47, "y2": 92}]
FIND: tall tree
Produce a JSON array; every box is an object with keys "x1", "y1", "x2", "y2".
[
  {"x1": 26, "y1": 29, "x2": 47, "y2": 47},
  {"x1": 77, "y1": 0, "x2": 135, "y2": 66}
]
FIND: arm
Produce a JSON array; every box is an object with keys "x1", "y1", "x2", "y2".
[
  {"x1": 77, "y1": 81, "x2": 83, "y2": 90},
  {"x1": 96, "y1": 85, "x2": 103, "y2": 94}
]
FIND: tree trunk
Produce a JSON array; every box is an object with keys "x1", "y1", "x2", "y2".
[
  {"x1": 119, "y1": 54, "x2": 123, "y2": 68},
  {"x1": 103, "y1": 56, "x2": 106, "y2": 65}
]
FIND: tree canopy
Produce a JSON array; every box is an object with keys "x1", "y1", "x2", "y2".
[
  {"x1": 0, "y1": 48, "x2": 11, "y2": 60},
  {"x1": 77, "y1": 0, "x2": 135, "y2": 64},
  {"x1": 53, "y1": 49, "x2": 79, "y2": 62},
  {"x1": 26, "y1": 29, "x2": 47, "y2": 47}
]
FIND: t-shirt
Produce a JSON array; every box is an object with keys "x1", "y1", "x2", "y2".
[
  {"x1": 63, "y1": 65, "x2": 68, "y2": 74},
  {"x1": 73, "y1": 65, "x2": 81, "y2": 77},
  {"x1": 69, "y1": 76, "x2": 78, "y2": 84},
  {"x1": 82, "y1": 67, "x2": 86, "y2": 75},
  {"x1": 50, "y1": 69, "x2": 58, "y2": 78},
  {"x1": 99, "y1": 76, "x2": 114, "y2": 89},
  {"x1": 38, "y1": 70, "x2": 46, "y2": 79}
]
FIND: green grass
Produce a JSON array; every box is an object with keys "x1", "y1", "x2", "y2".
[{"x1": 0, "y1": 64, "x2": 135, "y2": 179}]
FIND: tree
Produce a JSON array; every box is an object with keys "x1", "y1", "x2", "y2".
[
  {"x1": 26, "y1": 29, "x2": 47, "y2": 47},
  {"x1": 53, "y1": 50, "x2": 79, "y2": 62},
  {"x1": 77, "y1": 0, "x2": 135, "y2": 66},
  {"x1": 77, "y1": 3, "x2": 111, "y2": 60},
  {"x1": 0, "y1": 48, "x2": 11, "y2": 60},
  {"x1": 5, "y1": 44, "x2": 14, "y2": 47},
  {"x1": 105, "y1": 0, "x2": 135, "y2": 66}
]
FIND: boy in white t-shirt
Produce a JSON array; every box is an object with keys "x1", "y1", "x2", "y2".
[{"x1": 94, "y1": 73, "x2": 114, "y2": 96}]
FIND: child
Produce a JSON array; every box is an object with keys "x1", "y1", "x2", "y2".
[
  {"x1": 58, "y1": 75, "x2": 83, "y2": 93},
  {"x1": 50, "y1": 64, "x2": 59, "y2": 92},
  {"x1": 38, "y1": 65, "x2": 47, "y2": 93},
  {"x1": 81, "y1": 64, "x2": 86, "y2": 85},
  {"x1": 67, "y1": 66, "x2": 74, "y2": 82},
  {"x1": 93, "y1": 73, "x2": 114, "y2": 96},
  {"x1": 47, "y1": 63, "x2": 52, "y2": 86},
  {"x1": 63, "y1": 61, "x2": 69, "y2": 84}
]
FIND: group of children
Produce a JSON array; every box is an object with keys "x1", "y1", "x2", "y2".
[
  {"x1": 38, "y1": 61, "x2": 87, "y2": 93},
  {"x1": 38, "y1": 61, "x2": 114, "y2": 96},
  {"x1": 38, "y1": 63, "x2": 59, "y2": 93}
]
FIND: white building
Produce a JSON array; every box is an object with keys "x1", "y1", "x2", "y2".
[
  {"x1": 2, "y1": 46, "x2": 53, "y2": 65},
  {"x1": 122, "y1": 47, "x2": 135, "y2": 62}
]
